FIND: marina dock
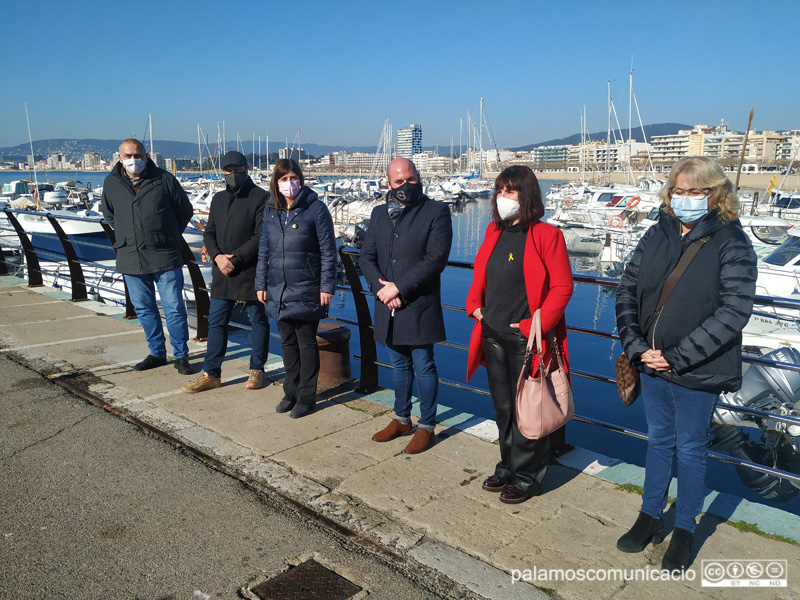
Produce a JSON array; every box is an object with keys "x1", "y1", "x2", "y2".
[{"x1": 1, "y1": 274, "x2": 799, "y2": 599}]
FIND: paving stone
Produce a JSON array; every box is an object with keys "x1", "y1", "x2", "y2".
[
  {"x1": 309, "y1": 492, "x2": 424, "y2": 552},
  {"x1": 409, "y1": 541, "x2": 549, "y2": 600},
  {"x1": 404, "y1": 491, "x2": 531, "y2": 563}
]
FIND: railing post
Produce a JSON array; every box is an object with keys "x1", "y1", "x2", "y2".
[
  {"x1": 180, "y1": 236, "x2": 209, "y2": 341},
  {"x1": 99, "y1": 222, "x2": 136, "y2": 319},
  {"x1": 3, "y1": 209, "x2": 43, "y2": 287},
  {"x1": 46, "y1": 215, "x2": 88, "y2": 302},
  {"x1": 0, "y1": 235, "x2": 8, "y2": 276},
  {"x1": 338, "y1": 248, "x2": 379, "y2": 393}
]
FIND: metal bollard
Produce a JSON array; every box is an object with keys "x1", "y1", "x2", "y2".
[{"x1": 316, "y1": 322, "x2": 351, "y2": 385}]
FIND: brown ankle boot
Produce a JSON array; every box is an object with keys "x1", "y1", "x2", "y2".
[
  {"x1": 371, "y1": 419, "x2": 413, "y2": 442},
  {"x1": 403, "y1": 428, "x2": 435, "y2": 454}
]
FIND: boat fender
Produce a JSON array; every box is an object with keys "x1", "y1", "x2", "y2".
[
  {"x1": 628, "y1": 196, "x2": 641, "y2": 208},
  {"x1": 608, "y1": 215, "x2": 624, "y2": 228},
  {"x1": 563, "y1": 196, "x2": 575, "y2": 209}
]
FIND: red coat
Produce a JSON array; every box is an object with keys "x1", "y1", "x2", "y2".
[{"x1": 466, "y1": 221, "x2": 574, "y2": 381}]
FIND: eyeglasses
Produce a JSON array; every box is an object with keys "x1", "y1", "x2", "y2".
[{"x1": 669, "y1": 187, "x2": 713, "y2": 197}]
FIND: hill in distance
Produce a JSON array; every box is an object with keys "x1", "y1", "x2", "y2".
[
  {"x1": 1, "y1": 124, "x2": 695, "y2": 161},
  {"x1": 511, "y1": 123, "x2": 692, "y2": 151}
]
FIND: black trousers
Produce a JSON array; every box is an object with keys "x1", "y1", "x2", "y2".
[
  {"x1": 277, "y1": 319, "x2": 320, "y2": 406},
  {"x1": 482, "y1": 323, "x2": 550, "y2": 493}
]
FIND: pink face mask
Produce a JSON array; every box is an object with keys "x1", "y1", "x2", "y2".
[{"x1": 278, "y1": 180, "x2": 301, "y2": 199}]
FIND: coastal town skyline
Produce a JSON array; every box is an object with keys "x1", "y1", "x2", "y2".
[{"x1": 1, "y1": 0, "x2": 797, "y2": 149}]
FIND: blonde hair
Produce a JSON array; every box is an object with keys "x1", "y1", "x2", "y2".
[{"x1": 659, "y1": 157, "x2": 739, "y2": 222}]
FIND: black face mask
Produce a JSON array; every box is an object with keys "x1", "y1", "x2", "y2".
[
  {"x1": 388, "y1": 180, "x2": 423, "y2": 206},
  {"x1": 225, "y1": 171, "x2": 249, "y2": 191}
]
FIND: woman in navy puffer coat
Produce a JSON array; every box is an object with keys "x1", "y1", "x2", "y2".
[{"x1": 255, "y1": 159, "x2": 337, "y2": 418}]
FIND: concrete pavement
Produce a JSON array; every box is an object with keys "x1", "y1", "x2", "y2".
[{"x1": 1, "y1": 274, "x2": 798, "y2": 600}]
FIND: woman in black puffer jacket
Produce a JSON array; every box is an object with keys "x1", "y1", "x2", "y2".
[
  {"x1": 255, "y1": 159, "x2": 337, "y2": 418},
  {"x1": 615, "y1": 157, "x2": 757, "y2": 571}
]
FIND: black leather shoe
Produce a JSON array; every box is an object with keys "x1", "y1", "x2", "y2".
[
  {"x1": 662, "y1": 527, "x2": 693, "y2": 571},
  {"x1": 173, "y1": 357, "x2": 195, "y2": 375},
  {"x1": 276, "y1": 397, "x2": 296, "y2": 413},
  {"x1": 482, "y1": 474, "x2": 508, "y2": 492},
  {"x1": 134, "y1": 355, "x2": 167, "y2": 371},
  {"x1": 617, "y1": 511, "x2": 664, "y2": 553},
  {"x1": 499, "y1": 483, "x2": 541, "y2": 504},
  {"x1": 290, "y1": 401, "x2": 316, "y2": 419}
]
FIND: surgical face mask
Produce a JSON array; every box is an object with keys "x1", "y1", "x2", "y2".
[
  {"x1": 225, "y1": 171, "x2": 248, "y2": 190},
  {"x1": 496, "y1": 196, "x2": 520, "y2": 221},
  {"x1": 278, "y1": 179, "x2": 301, "y2": 199},
  {"x1": 671, "y1": 194, "x2": 708, "y2": 224},
  {"x1": 122, "y1": 157, "x2": 146, "y2": 175}
]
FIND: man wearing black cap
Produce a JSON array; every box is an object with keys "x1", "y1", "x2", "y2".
[{"x1": 182, "y1": 151, "x2": 271, "y2": 393}]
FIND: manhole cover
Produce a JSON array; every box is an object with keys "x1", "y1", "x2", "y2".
[{"x1": 252, "y1": 559, "x2": 362, "y2": 600}]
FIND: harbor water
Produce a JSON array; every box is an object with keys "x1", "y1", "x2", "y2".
[{"x1": 2, "y1": 170, "x2": 798, "y2": 514}]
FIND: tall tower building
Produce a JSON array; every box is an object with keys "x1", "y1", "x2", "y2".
[{"x1": 397, "y1": 124, "x2": 422, "y2": 158}]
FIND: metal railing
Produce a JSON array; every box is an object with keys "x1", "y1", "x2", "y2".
[
  {"x1": 1, "y1": 209, "x2": 799, "y2": 486},
  {"x1": 338, "y1": 247, "x2": 800, "y2": 486}
]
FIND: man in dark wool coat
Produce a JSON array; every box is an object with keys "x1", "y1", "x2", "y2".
[
  {"x1": 181, "y1": 151, "x2": 270, "y2": 393},
  {"x1": 360, "y1": 157, "x2": 453, "y2": 454}
]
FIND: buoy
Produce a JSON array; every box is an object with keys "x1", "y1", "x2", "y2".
[{"x1": 609, "y1": 215, "x2": 624, "y2": 228}]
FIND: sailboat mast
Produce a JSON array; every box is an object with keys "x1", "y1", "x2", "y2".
[
  {"x1": 266, "y1": 130, "x2": 270, "y2": 171},
  {"x1": 223, "y1": 121, "x2": 226, "y2": 154},
  {"x1": 197, "y1": 122, "x2": 202, "y2": 174},
  {"x1": 606, "y1": 81, "x2": 611, "y2": 184},
  {"x1": 628, "y1": 66, "x2": 633, "y2": 178},
  {"x1": 148, "y1": 113, "x2": 154, "y2": 155},
  {"x1": 24, "y1": 102, "x2": 39, "y2": 196},
  {"x1": 459, "y1": 117, "x2": 463, "y2": 172},
  {"x1": 479, "y1": 97, "x2": 484, "y2": 177}
]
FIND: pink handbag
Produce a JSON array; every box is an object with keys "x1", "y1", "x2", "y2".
[{"x1": 516, "y1": 309, "x2": 574, "y2": 439}]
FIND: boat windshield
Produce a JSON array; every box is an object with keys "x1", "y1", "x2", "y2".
[{"x1": 763, "y1": 235, "x2": 800, "y2": 266}]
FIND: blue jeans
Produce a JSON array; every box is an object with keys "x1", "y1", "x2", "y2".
[
  {"x1": 640, "y1": 374, "x2": 718, "y2": 533},
  {"x1": 124, "y1": 268, "x2": 189, "y2": 359},
  {"x1": 203, "y1": 299, "x2": 270, "y2": 377},
  {"x1": 386, "y1": 336, "x2": 438, "y2": 429}
]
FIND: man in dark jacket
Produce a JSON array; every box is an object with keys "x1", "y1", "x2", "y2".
[
  {"x1": 100, "y1": 139, "x2": 195, "y2": 375},
  {"x1": 181, "y1": 151, "x2": 270, "y2": 393},
  {"x1": 360, "y1": 158, "x2": 453, "y2": 453}
]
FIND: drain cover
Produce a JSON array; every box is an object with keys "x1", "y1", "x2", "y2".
[{"x1": 251, "y1": 559, "x2": 362, "y2": 600}]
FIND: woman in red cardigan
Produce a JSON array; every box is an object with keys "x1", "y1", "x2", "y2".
[{"x1": 466, "y1": 166, "x2": 573, "y2": 503}]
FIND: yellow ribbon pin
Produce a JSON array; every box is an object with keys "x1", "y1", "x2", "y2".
[{"x1": 508, "y1": 253, "x2": 514, "y2": 261}]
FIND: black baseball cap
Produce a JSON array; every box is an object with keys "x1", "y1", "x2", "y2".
[{"x1": 220, "y1": 151, "x2": 247, "y2": 169}]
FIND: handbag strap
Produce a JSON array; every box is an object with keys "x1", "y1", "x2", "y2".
[{"x1": 641, "y1": 236, "x2": 710, "y2": 335}]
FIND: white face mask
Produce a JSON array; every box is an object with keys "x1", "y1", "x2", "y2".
[
  {"x1": 122, "y1": 157, "x2": 146, "y2": 175},
  {"x1": 496, "y1": 196, "x2": 520, "y2": 220}
]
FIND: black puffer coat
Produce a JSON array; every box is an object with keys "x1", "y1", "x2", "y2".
[
  {"x1": 359, "y1": 194, "x2": 452, "y2": 346},
  {"x1": 100, "y1": 160, "x2": 193, "y2": 275},
  {"x1": 204, "y1": 178, "x2": 267, "y2": 302},
  {"x1": 615, "y1": 208, "x2": 757, "y2": 393},
  {"x1": 254, "y1": 187, "x2": 337, "y2": 321}
]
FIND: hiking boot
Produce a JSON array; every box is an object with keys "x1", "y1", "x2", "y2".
[
  {"x1": 180, "y1": 372, "x2": 222, "y2": 394},
  {"x1": 245, "y1": 369, "x2": 264, "y2": 390}
]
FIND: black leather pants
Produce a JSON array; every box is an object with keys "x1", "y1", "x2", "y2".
[{"x1": 482, "y1": 323, "x2": 550, "y2": 493}]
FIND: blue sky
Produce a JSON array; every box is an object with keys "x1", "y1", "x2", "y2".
[{"x1": 2, "y1": 0, "x2": 797, "y2": 149}]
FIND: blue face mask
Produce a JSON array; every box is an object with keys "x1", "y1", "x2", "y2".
[{"x1": 671, "y1": 195, "x2": 708, "y2": 224}]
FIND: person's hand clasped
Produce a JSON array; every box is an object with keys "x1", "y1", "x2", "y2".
[
  {"x1": 320, "y1": 292, "x2": 333, "y2": 306},
  {"x1": 256, "y1": 289, "x2": 267, "y2": 304},
  {"x1": 214, "y1": 253, "x2": 235, "y2": 276},
  {"x1": 472, "y1": 308, "x2": 483, "y2": 321},
  {"x1": 377, "y1": 278, "x2": 400, "y2": 306},
  {"x1": 641, "y1": 348, "x2": 671, "y2": 372}
]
